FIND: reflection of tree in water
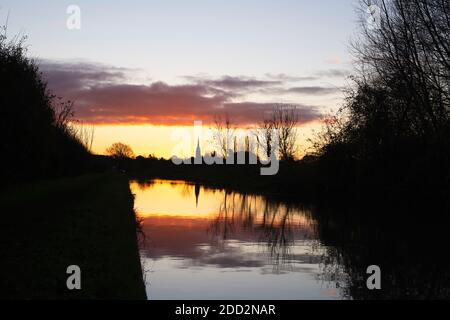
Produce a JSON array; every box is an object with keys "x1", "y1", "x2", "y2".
[
  {"x1": 207, "y1": 191, "x2": 318, "y2": 268},
  {"x1": 133, "y1": 178, "x2": 156, "y2": 191},
  {"x1": 179, "y1": 181, "x2": 193, "y2": 198},
  {"x1": 313, "y1": 205, "x2": 450, "y2": 299},
  {"x1": 208, "y1": 191, "x2": 237, "y2": 241},
  {"x1": 260, "y1": 202, "x2": 293, "y2": 265},
  {"x1": 207, "y1": 189, "x2": 450, "y2": 299}
]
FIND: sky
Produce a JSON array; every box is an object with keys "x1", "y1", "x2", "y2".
[{"x1": 0, "y1": 0, "x2": 361, "y2": 158}]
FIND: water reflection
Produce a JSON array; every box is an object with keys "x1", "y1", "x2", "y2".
[
  {"x1": 130, "y1": 179, "x2": 344, "y2": 300},
  {"x1": 313, "y1": 206, "x2": 450, "y2": 299},
  {"x1": 131, "y1": 179, "x2": 450, "y2": 299}
]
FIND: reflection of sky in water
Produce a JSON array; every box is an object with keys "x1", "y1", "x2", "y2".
[{"x1": 131, "y1": 180, "x2": 348, "y2": 300}]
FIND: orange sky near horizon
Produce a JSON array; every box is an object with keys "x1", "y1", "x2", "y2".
[{"x1": 83, "y1": 121, "x2": 323, "y2": 159}]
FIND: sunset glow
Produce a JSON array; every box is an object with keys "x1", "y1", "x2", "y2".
[{"x1": 84, "y1": 121, "x2": 323, "y2": 158}]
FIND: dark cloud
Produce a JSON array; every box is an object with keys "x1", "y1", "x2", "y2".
[
  {"x1": 38, "y1": 59, "x2": 131, "y2": 94},
  {"x1": 186, "y1": 75, "x2": 282, "y2": 91},
  {"x1": 65, "y1": 82, "x2": 231, "y2": 125},
  {"x1": 208, "y1": 76, "x2": 282, "y2": 90},
  {"x1": 222, "y1": 102, "x2": 320, "y2": 125},
  {"x1": 40, "y1": 60, "x2": 323, "y2": 126}
]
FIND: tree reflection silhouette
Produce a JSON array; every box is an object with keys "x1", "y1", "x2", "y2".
[
  {"x1": 312, "y1": 205, "x2": 450, "y2": 299},
  {"x1": 207, "y1": 192, "x2": 317, "y2": 268},
  {"x1": 207, "y1": 190, "x2": 450, "y2": 299}
]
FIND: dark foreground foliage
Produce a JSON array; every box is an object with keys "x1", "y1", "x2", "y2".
[{"x1": 0, "y1": 32, "x2": 91, "y2": 184}]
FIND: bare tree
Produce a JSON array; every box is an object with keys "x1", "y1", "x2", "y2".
[
  {"x1": 211, "y1": 114, "x2": 235, "y2": 158},
  {"x1": 254, "y1": 105, "x2": 299, "y2": 161},
  {"x1": 254, "y1": 119, "x2": 274, "y2": 159},
  {"x1": 106, "y1": 142, "x2": 135, "y2": 159},
  {"x1": 353, "y1": 0, "x2": 450, "y2": 136},
  {"x1": 272, "y1": 105, "x2": 299, "y2": 161}
]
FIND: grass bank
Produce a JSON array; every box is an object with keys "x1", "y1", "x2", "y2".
[{"x1": 0, "y1": 173, "x2": 146, "y2": 299}]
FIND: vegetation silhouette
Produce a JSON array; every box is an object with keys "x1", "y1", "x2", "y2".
[
  {"x1": 0, "y1": 29, "x2": 92, "y2": 185},
  {"x1": 313, "y1": 202, "x2": 450, "y2": 299},
  {"x1": 106, "y1": 142, "x2": 135, "y2": 160},
  {"x1": 312, "y1": 0, "x2": 450, "y2": 203}
]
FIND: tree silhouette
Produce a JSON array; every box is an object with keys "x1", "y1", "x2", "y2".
[
  {"x1": 0, "y1": 28, "x2": 90, "y2": 182},
  {"x1": 106, "y1": 143, "x2": 135, "y2": 159},
  {"x1": 255, "y1": 105, "x2": 299, "y2": 161},
  {"x1": 313, "y1": 0, "x2": 450, "y2": 193},
  {"x1": 272, "y1": 105, "x2": 299, "y2": 161}
]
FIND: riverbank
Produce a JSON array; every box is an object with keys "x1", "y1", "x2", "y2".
[{"x1": 0, "y1": 173, "x2": 146, "y2": 299}]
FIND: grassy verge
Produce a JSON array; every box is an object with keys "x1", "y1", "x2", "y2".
[{"x1": 0, "y1": 173, "x2": 146, "y2": 299}]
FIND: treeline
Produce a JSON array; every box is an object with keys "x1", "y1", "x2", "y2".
[
  {"x1": 312, "y1": 0, "x2": 450, "y2": 201},
  {"x1": 0, "y1": 31, "x2": 93, "y2": 184}
]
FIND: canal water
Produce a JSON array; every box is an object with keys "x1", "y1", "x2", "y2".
[{"x1": 130, "y1": 179, "x2": 348, "y2": 300}]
